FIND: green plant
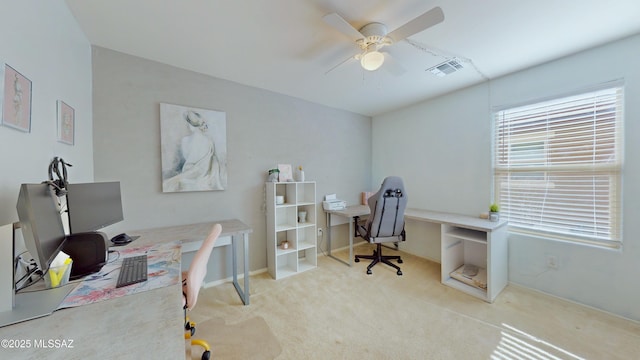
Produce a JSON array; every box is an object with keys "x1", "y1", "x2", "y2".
[{"x1": 490, "y1": 203, "x2": 499, "y2": 213}]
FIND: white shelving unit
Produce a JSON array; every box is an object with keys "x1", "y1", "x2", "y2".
[{"x1": 266, "y1": 181, "x2": 317, "y2": 279}]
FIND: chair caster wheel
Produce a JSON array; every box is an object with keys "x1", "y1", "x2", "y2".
[
  {"x1": 397, "y1": 259, "x2": 403, "y2": 264},
  {"x1": 202, "y1": 350, "x2": 211, "y2": 360},
  {"x1": 366, "y1": 269, "x2": 372, "y2": 275},
  {"x1": 355, "y1": 258, "x2": 360, "y2": 263},
  {"x1": 397, "y1": 270, "x2": 402, "y2": 276}
]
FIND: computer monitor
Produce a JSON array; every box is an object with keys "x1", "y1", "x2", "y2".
[
  {"x1": 16, "y1": 183, "x2": 67, "y2": 272},
  {"x1": 66, "y1": 182, "x2": 123, "y2": 234}
]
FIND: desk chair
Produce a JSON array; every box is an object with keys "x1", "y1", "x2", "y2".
[
  {"x1": 183, "y1": 223, "x2": 222, "y2": 360},
  {"x1": 355, "y1": 176, "x2": 407, "y2": 275}
]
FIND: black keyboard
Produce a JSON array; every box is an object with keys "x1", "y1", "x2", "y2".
[{"x1": 116, "y1": 255, "x2": 148, "y2": 288}]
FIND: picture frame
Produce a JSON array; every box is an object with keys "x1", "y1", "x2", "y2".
[
  {"x1": 160, "y1": 103, "x2": 228, "y2": 192},
  {"x1": 1, "y1": 63, "x2": 32, "y2": 132},
  {"x1": 57, "y1": 100, "x2": 75, "y2": 145},
  {"x1": 277, "y1": 164, "x2": 293, "y2": 182}
]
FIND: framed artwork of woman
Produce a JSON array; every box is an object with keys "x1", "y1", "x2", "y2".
[{"x1": 160, "y1": 103, "x2": 228, "y2": 192}]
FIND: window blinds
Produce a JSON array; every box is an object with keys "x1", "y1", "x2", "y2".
[{"x1": 493, "y1": 86, "x2": 623, "y2": 247}]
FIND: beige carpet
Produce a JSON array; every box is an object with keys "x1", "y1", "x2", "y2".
[
  {"x1": 188, "y1": 244, "x2": 640, "y2": 359},
  {"x1": 188, "y1": 316, "x2": 281, "y2": 360}
]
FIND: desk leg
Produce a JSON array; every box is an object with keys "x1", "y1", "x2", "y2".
[
  {"x1": 348, "y1": 217, "x2": 354, "y2": 267},
  {"x1": 231, "y1": 233, "x2": 250, "y2": 305},
  {"x1": 326, "y1": 212, "x2": 332, "y2": 257},
  {"x1": 325, "y1": 212, "x2": 352, "y2": 267}
]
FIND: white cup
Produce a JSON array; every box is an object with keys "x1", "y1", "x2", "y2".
[{"x1": 276, "y1": 196, "x2": 284, "y2": 205}]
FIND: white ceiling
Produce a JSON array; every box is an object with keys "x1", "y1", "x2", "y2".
[{"x1": 65, "y1": 0, "x2": 640, "y2": 117}]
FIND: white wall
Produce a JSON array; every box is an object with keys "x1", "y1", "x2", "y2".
[
  {"x1": 0, "y1": 1, "x2": 93, "y2": 226},
  {"x1": 373, "y1": 34, "x2": 640, "y2": 321},
  {"x1": 90, "y1": 47, "x2": 372, "y2": 282}
]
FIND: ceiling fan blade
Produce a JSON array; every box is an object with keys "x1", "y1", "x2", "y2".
[
  {"x1": 323, "y1": 12, "x2": 365, "y2": 41},
  {"x1": 382, "y1": 52, "x2": 406, "y2": 76},
  {"x1": 387, "y1": 6, "x2": 444, "y2": 42},
  {"x1": 324, "y1": 52, "x2": 359, "y2": 75}
]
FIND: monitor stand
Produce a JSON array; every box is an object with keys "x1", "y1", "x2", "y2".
[{"x1": 0, "y1": 285, "x2": 73, "y2": 328}]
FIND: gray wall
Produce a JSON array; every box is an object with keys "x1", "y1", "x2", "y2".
[
  {"x1": 373, "y1": 34, "x2": 640, "y2": 321},
  {"x1": 91, "y1": 47, "x2": 372, "y2": 281},
  {"x1": 0, "y1": 1, "x2": 94, "y2": 241}
]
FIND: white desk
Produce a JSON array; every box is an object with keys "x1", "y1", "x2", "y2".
[
  {"x1": 325, "y1": 207, "x2": 508, "y2": 302},
  {"x1": 0, "y1": 219, "x2": 252, "y2": 359}
]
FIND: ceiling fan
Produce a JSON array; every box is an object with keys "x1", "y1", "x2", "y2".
[{"x1": 322, "y1": 6, "x2": 444, "y2": 74}]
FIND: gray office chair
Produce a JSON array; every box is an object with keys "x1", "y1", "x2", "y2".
[{"x1": 355, "y1": 176, "x2": 407, "y2": 275}]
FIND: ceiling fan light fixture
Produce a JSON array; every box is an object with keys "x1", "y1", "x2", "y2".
[{"x1": 360, "y1": 50, "x2": 385, "y2": 71}]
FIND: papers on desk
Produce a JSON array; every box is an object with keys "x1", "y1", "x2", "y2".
[{"x1": 323, "y1": 193, "x2": 346, "y2": 211}]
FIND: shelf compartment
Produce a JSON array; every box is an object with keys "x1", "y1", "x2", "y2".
[
  {"x1": 276, "y1": 230, "x2": 297, "y2": 253},
  {"x1": 296, "y1": 203, "x2": 316, "y2": 226},
  {"x1": 276, "y1": 251, "x2": 298, "y2": 278},
  {"x1": 275, "y1": 183, "x2": 297, "y2": 205},
  {"x1": 442, "y1": 230, "x2": 487, "y2": 281},
  {"x1": 297, "y1": 226, "x2": 316, "y2": 250},
  {"x1": 444, "y1": 227, "x2": 487, "y2": 243},
  {"x1": 296, "y1": 182, "x2": 316, "y2": 204},
  {"x1": 275, "y1": 206, "x2": 297, "y2": 231},
  {"x1": 298, "y1": 259, "x2": 316, "y2": 273},
  {"x1": 298, "y1": 248, "x2": 317, "y2": 270}
]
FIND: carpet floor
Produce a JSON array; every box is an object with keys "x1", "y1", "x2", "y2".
[{"x1": 188, "y1": 244, "x2": 640, "y2": 359}]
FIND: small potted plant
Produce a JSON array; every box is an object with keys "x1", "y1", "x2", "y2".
[
  {"x1": 267, "y1": 168, "x2": 279, "y2": 182},
  {"x1": 489, "y1": 203, "x2": 500, "y2": 222}
]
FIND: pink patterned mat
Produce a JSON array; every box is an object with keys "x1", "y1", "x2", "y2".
[{"x1": 58, "y1": 241, "x2": 181, "y2": 309}]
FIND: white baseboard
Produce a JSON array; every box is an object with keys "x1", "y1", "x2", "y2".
[
  {"x1": 507, "y1": 282, "x2": 640, "y2": 324},
  {"x1": 202, "y1": 267, "x2": 268, "y2": 289}
]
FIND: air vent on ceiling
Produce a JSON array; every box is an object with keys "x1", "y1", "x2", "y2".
[{"x1": 427, "y1": 58, "x2": 464, "y2": 77}]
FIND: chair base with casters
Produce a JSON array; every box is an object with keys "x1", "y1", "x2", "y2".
[
  {"x1": 184, "y1": 309, "x2": 211, "y2": 360},
  {"x1": 355, "y1": 233, "x2": 405, "y2": 276}
]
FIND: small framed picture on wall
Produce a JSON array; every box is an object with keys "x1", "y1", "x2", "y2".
[
  {"x1": 57, "y1": 100, "x2": 75, "y2": 145},
  {"x1": 2, "y1": 63, "x2": 32, "y2": 132}
]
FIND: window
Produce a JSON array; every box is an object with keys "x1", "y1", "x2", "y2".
[{"x1": 493, "y1": 84, "x2": 624, "y2": 248}]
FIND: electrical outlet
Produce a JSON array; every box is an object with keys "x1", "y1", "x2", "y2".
[
  {"x1": 317, "y1": 228, "x2": 323, "y2": 237},
  {"x1": 546, "y1": 255, "x2": 558, "y2": 269}
]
